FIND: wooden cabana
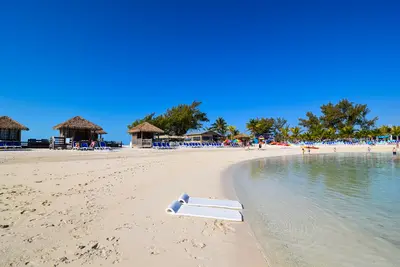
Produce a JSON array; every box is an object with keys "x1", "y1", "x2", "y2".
[
  {"x1": 53, "y1": 116, "x2": 103, "y2": 142},
  {"x1": 95, "y1": 129, "x2": 107, "y2": 140},
  {"x1": 0, "y1": 116, "x2": 29, "y2": 141},
  {"x1": 128, "y1": 122, "x2": 164, "y2": 148},
  {"x1": 233, "y1": 133, "x2": 251, "y2": 140}
]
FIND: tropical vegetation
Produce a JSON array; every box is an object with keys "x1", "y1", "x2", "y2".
[{"x1": 128, "y1": 99, "x2": 399, "y2": 142}]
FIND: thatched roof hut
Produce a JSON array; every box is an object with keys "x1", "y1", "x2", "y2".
[
  {"x1": 95, "y1": 129, "x2": 107, "y2": 135},
  {"x1": 53, "y1": 116, "x2": 102, "y2": 130},
  {"x1": 53, "y1": 116, "x2": 103, "y2": 141},
  {"x1": 0, "y1": 116, "x2": 29, "y2": 130},
  {"x1": 128, "y1": 122, "x2": 164, "y2": 134},
  {"x1": 128, "y1": 122, "x2": 164, "y2": 148},
  {"x1": 233, "y1": 133, "x2": 250, "y2": 140},
  {"x1": 0, "y1": 116, "x2": 29, "y2": 141}
]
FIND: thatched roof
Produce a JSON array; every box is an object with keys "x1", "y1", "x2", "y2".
[
  {"x1": 0, "y1": 116, "x2": 29, "y2": 130},
  {"x1": 53, "y1": 116, "x2": 102, "y2": 130},
  {"x1": 95, "y1": 129, "x2": 107, "y2": 134},
  {"x1": 233, "y1": 133, "x2": 250, "y2": 139},
  {"x1": 128, "y1": 122, "x2": 164, "y2": 134}
]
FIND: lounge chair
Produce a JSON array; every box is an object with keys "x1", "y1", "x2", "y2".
[
  {"x1": 72, "y1": 141, "x2": 79, "y2": 150},
  {"x1": 5, "y1": 141, "x2": 15, "y2": 149},
  {"x1": 99, "y1": 141, "x2": 111, "y2": 150},
  {"x1": 80, "y1": 142, "x2": 89, "y2": 150},
  {"x1": 13, "y1": 141, "x2": 22, "y2": 148}
]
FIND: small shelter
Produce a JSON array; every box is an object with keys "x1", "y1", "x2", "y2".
[
  {"x1": 95, "y1": 129, "x2": 107, "y2": 141},
  {"x1": 0, "y1": 116, "x2": 29, "y2": 141},
  {"x1": 185, "y1": 131, "x2": 222, "y2": 143},
  {"x1": 233, "y1": 133, "x2": 251, "y2": 140},
  {"x1": 53, "y1": 116, "x2": 103, "y2": 142},
  {"x1": 234, "y1": 133, "x2": 251, "y2": 146},
  {"x1": 128, "y1": 122, "x2": 164, "y2": 148}
]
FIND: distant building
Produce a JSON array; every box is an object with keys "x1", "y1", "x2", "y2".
[
  {"x1": 185, "y1": 131, "x2": 223, "y2": 143},
  {"x1": 0, "y1": 116, "x2": 29, "y2": 141},
  {"x1": 128, "y1": 122, "x2": 164, "y2": 148}
]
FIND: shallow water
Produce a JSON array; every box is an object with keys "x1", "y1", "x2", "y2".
[{"x1": 233, "y1": 153, "x2": 400, "y2": 267}]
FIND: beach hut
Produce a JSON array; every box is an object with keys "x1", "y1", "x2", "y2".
[
  {"x1": 185, "y1": 131, "x2": 223, "y2": 143},
  {"x1": 233, "y1": 133, "x2": 251, "y2": 146},
  {"x1": 53, "y1": 116, "x2": 103, "y2": 142},
  {"x1": 128, "y1": 122, "x2": 164, "y2": 148},
  {"x1": 95, "y1": 129, "x2": 107, "y2": 141},
  {"x1": 0, "y1": 116, "x2": 29, "y2": 141}
]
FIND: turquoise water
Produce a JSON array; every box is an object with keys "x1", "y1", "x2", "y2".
[{"x1": 233, "y1": 153, "x2": 400, "y2": 267}]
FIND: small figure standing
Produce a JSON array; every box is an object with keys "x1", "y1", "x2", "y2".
[
  {"x1": 334, "y1": 147, "x2": 336, "y2": 152},
  {"x1": 393, "y1": 147, "x2": 397, "y2": 156},
  {"x1": 258, "y1": 142, "x2": 262, "y2": 150},
  {"x1": 368, "y1": 146, "x2": 371, "y2": 153},
  {"x1": 308, "y1": 149, "x2": 311, "y2": 154},
  {"x1": 302, "y1": 147, "x2": 305, "y2": 154}
]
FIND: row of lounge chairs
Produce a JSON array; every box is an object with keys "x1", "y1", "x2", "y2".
[
  {"x1": 153, "y1": 142, "x2": 224, "y2": 149},
  {"x1": 0, "y1": 141, "x2": 23, "y2": 149},
  {"x1": 181, "y1": 142, "x2": 223, "y2": 148},
  {"x1": 72, "y1": 141, "x2": 111, "y2": 151}
]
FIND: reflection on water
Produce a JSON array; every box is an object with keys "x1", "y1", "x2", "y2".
[{"x1": 233, "y1": 153, "x2": 400, "y2": 267}]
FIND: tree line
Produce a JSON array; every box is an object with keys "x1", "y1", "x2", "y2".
[{"x1": 128, "y1": 99, "x2": 400, "y2": 141}]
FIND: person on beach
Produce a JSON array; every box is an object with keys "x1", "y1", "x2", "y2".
[
  {"x1": 258, "y1": 142, "x2": 262, "y2": 150},
  {"x1": 302, "y1": 147, "x2": 305, "y2": 154},
  {"x1": 308, "y1": 148, "x2": 311, "y2": 154},
  {"x1": 368, "y1": 146, "x2": 371, "y2": 152},
  {"x1": 334, "y1": 147, "x2": 336, "y2": 152},
  {"x1": 393, "y1": 147, "x2": 397, "y2": 156}
]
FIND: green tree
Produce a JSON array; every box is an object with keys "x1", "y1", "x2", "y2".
[
  {"x1": 339, "y1": 125, "x2": 355, "y2": 140},
  {"x1": 227, "y1": 125, "x2": 239, "y2": 140},
  {"x1": 280, "y1": 127, "x2": 290, "y2": 142},
  {"x1": 246, "y1": 117, "x2": 275, "y2": 136},
  {"x1": 391, "y1": 126, "x2": 400, "y2": 141},
  {"x1": 273, "y1": 117, "x2": 288, "y2": 141},
  {"x1": 290, "y1": 126, "x2": 302, "y2": 141},
  {"x1": 127, "y1": 101, "x2": 209, "y2": 136},
  {"x1": 299, "y1": 112, "x2": 321, "y2": 133},
  {"x1": 379, "y1": 125, "x2": 391, "y2": 136},
  {"x1": 209, "y1": 117, "x2": 228, "y2": 136},
  {"x1": 246, "y1": 119, "x2": 259, "y2": 136}
]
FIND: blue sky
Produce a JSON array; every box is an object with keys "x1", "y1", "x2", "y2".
[{"x1": 1, "y1": 0, "x2": 399, "y2": 143}]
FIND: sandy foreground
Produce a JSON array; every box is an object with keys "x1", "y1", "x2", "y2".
[{"x1": 0, "y1": 145, "x2": 394, "y2": 267}]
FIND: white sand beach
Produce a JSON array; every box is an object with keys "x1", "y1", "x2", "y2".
[{"x1": 0, "y1": 145, "x2": 394, "y2": 267}]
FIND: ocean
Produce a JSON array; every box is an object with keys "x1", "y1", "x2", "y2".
[{"x1": 233, "y1": 153, "x2": 400, "y2": 267}]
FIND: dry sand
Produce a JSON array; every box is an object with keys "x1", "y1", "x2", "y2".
[{"x1": 0, "y1": 145, "x2": 394, "y2": 267}]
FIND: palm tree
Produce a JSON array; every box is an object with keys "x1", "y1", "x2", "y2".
[
  {"x1": 290, "y1": 126, "x2": 302, "y2": 141},
  {"x1": 391, "y1": 126, "x2": 400, "y2": 141},
  {"x1": 209, "y1": 117, "x2": 228, "y2": 136},
  {"x1": 340, "y1": 125, "x2": 354, "y2": 140},
  {"x1": 280, "y1": 127, "x2": 290, "y2": 142},
  {"x1": 246, "y1": 119, "x2": 259, "y2": 136},
  {"x1": 227, "y1": 125, "x2": 239, "y2": 140},
  {"x1": 379, "y1": 125, "x2": 391, "y2": 140},
  {"x1": 325, "y1": 127, "x2": 336, "y2": 140}
]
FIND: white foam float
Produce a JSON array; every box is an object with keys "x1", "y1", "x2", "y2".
[
  {"x1": 166, "y1": 200, "x2": 243, "y2": 222},
  {"x1": 178, "y1": 193, "x2": 243, "y2": 210}
]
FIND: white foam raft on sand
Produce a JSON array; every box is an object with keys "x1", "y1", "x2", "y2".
[
  {"x1": 166, "y1": 193, "x2": 243, "y2": 222},
  {"x1": 178, "y1": 193, "x2": 243, "y2": 210}
]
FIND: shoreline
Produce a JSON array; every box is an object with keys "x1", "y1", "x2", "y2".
[{"x1": 0, "y1": 145, "x2": 395, "y2": 266}]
